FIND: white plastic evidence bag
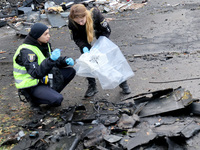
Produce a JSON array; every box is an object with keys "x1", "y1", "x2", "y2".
[{"x1": 74, "y1": 36, "x2": 134, "y2": 89}]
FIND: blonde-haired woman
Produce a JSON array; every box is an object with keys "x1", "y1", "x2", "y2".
[{"x1": 68, "y1": 4, "x2": 131, "y2": 98}]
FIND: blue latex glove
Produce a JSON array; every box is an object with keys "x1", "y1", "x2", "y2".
[
  {"x1": 66, "y1": 58, "x2": 74, "y2": 66},
  {"x1": 50, "y1": 48, "x2": 61, "y2": 61},
  {"x1": 83, "y1": 47, "x2": 89, "y2": 53}
]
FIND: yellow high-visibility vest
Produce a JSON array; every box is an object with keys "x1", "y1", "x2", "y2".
[{"x1": 13, "y1": 43, "x2": 51, "y2": 89}]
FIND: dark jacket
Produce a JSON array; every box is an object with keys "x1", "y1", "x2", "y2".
[
  {"x1": 15, "y1": 34, "x2": 68, "y2": 80},
  {"x1": 68, "y1": 7, "x2": 111, "y2": 53}
]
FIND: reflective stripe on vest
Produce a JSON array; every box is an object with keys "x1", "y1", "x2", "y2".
[{"x1": 13, "y1": 43, "x2": 51, "y2": 89}]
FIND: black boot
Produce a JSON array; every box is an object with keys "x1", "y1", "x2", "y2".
[
  {"x1": 119, "y1": 81, "x2": 131, "y2": 94},
  {"x1": 18, "y1": 89, "x2": 41, "y2": 111},
  {"x1": 29, "y1": 101, "x2": 41, "y2": 111},
  {"x1": 84, "y1": 84, "x2": 98, "y2": 98}
]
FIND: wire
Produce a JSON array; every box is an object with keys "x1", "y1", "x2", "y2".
[{"x1": 149, "y1": 77, "x2": 200, "y2": 84}]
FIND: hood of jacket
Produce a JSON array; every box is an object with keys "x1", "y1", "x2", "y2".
[{"x1": 23, "y1": 34, "x2": 51, "y2": 57}]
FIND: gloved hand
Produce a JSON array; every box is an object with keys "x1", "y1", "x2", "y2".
[
  {"x1": 83, "y1": 47, "x2": 89, "y2": 53},
  {"x1": 50, "y1": 48, "x2": 61, "y2": 61},
  {"x1": 66, "y1": 58, "x2": 74, "y2": 66}
]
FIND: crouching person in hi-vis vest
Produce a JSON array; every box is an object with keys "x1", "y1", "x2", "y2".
[{"x1": 13, "y1": 23, "x2": 76, "y2": 111}]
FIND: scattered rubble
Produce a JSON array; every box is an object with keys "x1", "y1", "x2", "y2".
[
  {"x1": 0, "y1": 0, "x2": 147, "y2": 37},
  {"x1": 0, "y1": 86, "x2": 199, "y2": 149}
]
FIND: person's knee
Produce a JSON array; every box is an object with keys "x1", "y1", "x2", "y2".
[
  {"x1": 50, "y1": 94, "x2": 63, "y2": 106},
  {"x1": 66, "y1": 67, "x2": 76, "y2": 82},
  {"x1": 69, "y1": 67, "x2": 76, "y2": 77},
  {"x1": 62, "y1": 67, "x2": 76, "y2": 80}
]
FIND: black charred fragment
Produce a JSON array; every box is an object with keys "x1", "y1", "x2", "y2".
[
  {"x1": 180, "y1": 120, "x2": 200, "y2": 138},
  {"x1": 60, "y1": 104, "x2": 87, "y2": 123},
  {"x1": 97, "y1": 114, "x2": 119, "y2": 126},
  {"x1": 95, "y1": 145, "x2": 109, "y2": 150},
  {"x1": 119, "y1": 135, "x2": 131, "y2": 149},
  {"x1": 75, "y1": 104, "x2": 87, "y2": 111},
  {"x1": 22, "y1": 0, "x2": 44, "y2": 7},
  {"x1": 60, "y1": 106, "x2": 76, "y2": 122},
  {"x1": 50, "y1": 134, "x2": 61, "y2": 143},
  {"x1": 0, "y1": 136, "x2": 18, "y2": 146},
  {"x1": 16, "y1": 24, "x2": 32, "y2": 36},
  {"x1": 123, "y1": 87, "x2": 174, "y2": 102},
  {"x1": 83, "y1": 124, "x2": 109, "y2": 138},
  {"x1": 84, "y1": 136, "x2": 105, "y2": 148},
  {"x1": 12, "y1": 131, "x2": 48, "y2": 150},
  {"x1": 188, "y1": 100, "x2": 200, "y2": 115},
  {"x1": 108, "y1": 143, "x2": 123, "y2": 150},
  {"x1": 73, "y1": 116, "x2": 96, "y2": 124},
  {"x1": 42, "y1": 118, "x2": 57, "y2": 129},
  {"x1": 133, "y1": 101, "x2": 147, "y2": 115},
  {"x1": 0, "y1": 20, "x2": 7, "y2": 27},
  {"x1": 22, "y1": 114, "x2": 44, "y2": 130},
  {"x1": 103, "y1": 134, "x2": 122, "y2": 143},
  {"x1": 68, "y1": 135, "x2": 82, "y2": 150},
  {"x1": 120, "y1": 128, "x2": 157, "y2": 150},
  {"x1": 138, "y1": 87, "x2": 194, "y2": 117},
  {"x1": 46, "y1": 13, "x2": 67, "y2": 28},
  {"x1": 152, "y1": 118, "x2": 195, "y2": 137},
  {"x1": 18, "y1": 6, "x2": 32, "y2": 15},
  {"x1": 22, "y1": 120, "x2": 41, "y2": 130},
  {"x1": 0, "y1": 5, "x2": 18, "y2": 18},
  {"x1": 126, "y1": 128, "x2": 157, "y2": 150},
  {"x1": 93, "y1": 99, "x2": 136, "y2": 116},
  {"x1": 151, "y1": 88, "x2": 173, "y2": 98},
  {"x1": 83, "y1": 124, "x2": 109, "y2": 148},
  {"x1": 52, "y1": 126, "x2": 66, "y2": 137},
  {"x1": 140, "y1": 116, "x2": 177, "y2": 128},
  {"x1": 65, "y1": 123, "x2": 72, "y2": 136},
  {"x1": 186, "y1": 130, "x2": 200, "y2": 149},
  {"x1": 117, "y1": 114, "x2": 139, "y2": 129},
  {"x1": 110, "y1": 128, "x2": 128, "y2": 136},
  {"x1": 31, "y1": 138, "x2": 49, "y2": 149},
  {"x1": 165, "y1": 137, "x2": 184, "y2": 149}
]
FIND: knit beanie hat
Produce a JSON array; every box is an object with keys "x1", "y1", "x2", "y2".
[{"x1": 29, "y1": 23, "x2": 48, "y2": 39}]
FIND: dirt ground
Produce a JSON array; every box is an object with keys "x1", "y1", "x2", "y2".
[{"x1": 1, "y1": 0, "x2": 200, "y2": 149}]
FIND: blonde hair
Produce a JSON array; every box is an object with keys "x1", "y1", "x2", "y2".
[{"x1": 69, "y1": 4, "x2": 94, "y2": 43}]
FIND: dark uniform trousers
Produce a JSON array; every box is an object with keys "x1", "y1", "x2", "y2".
[
  {"x1": 87, "y1": 77, "x2": 96, "y2": 85},
  {"x1": 25, "y1": 67, "x2": 75, "y2": 106}
]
